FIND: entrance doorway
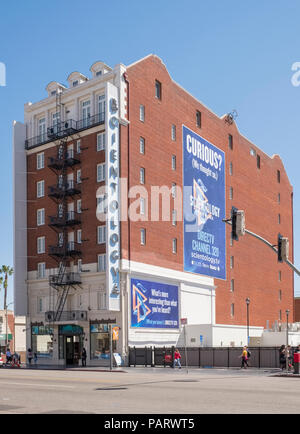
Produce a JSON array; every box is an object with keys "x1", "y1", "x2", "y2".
[{"x1": 65, "y1": 335, "x2": 82, "y2": 365}]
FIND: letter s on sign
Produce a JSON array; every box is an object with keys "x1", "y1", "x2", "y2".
[{"x1": 291, "y1": 62, "x2": 300, "y2": 87}]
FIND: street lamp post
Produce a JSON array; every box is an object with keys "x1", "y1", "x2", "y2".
[
  {"x1": 246, "y1": 298, "x2": 250, "y2": 346},
  {"x1": 286, "y1": 309, "x2": 290, "y2": 371},
  {"x1": 5, "y1": 302, "x2": 13, "y2": 350}
]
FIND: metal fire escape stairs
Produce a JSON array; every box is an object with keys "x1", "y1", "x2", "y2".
[{"x1": 46, "y1": 91, "x2": 83, "y2": 324}]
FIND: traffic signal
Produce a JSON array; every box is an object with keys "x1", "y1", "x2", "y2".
[
  {"x1": 231, "y1": 207, "x2": 245, "y2": 241},
  {"x1": 278, "y1": 234, "x2": 289, "y2": 262}
]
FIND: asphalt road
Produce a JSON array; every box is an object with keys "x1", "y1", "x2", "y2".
[{"x1": 0, "y1": 367, "x2": 299, "y2": 414}]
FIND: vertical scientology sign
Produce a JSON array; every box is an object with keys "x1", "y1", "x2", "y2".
[
  {"x1": 183, "y1": 125, "x2": 226, "y2": 280},
  {"x1": 105, "y1": 82, "x2": 120, "y2": 311}
]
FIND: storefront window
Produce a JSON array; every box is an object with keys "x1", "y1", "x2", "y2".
[
  {"x1": 90, "y1": 323, "x2": 116, "y2": 359},
  {"x1": 31, "y1": 326, "x2": 53, "y2": 358}
]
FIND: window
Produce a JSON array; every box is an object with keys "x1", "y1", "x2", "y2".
[
  {"x1": 172, "y1": 210, "x2": 177, "y2": 226},
  {"x1": 155, "y1": 80, "x2": 162, "y2": 100},
  {"x1": 140, "y1": 198, "x2": 146, "y2": 215},
  {"x1": 97, "y1": 292, "x2": 107, "y2": 310},
  {"x1": 278, "y1": 213, "x2": 281, "y2": 224},
  {"x1": 37, "y1": 180, "x2": 44, "y2": 198},
  {"x1": 77, "y1": 229, "x2": 82, "y2": 244},
  {"x1": 279, "y1": 310, "x2": 282, "y2": 321},
  {"x1": 277, "y1": 170, "x2": 281, "y2": 183},
  {"x1": 76, "y1": 140, "x2": 81, "y2": 154},
  {"x1": 97, "y1": 225, "x2": 106, "y2": 244},
  {"x1": 257, "y1": 155, "x2": 261, "y2": 169},
  {"x1": 37, "y1": 152, "x2": 44, "y2": 170},
  {"x1": 140, "y1": 168, "x2": 145, "y2": 184},
  {"x1": 229, "y1": 187, "x2": 233, "y2": 200},
  {"x1": 230, "y1": 256, "x2": 234, "y2": 269},
  {"x1": 72, "y1": 80, "x2": 79, "y2": 87},
  {"x1": 37, "y1": 236, "x2": 45, "y2": 254},
  {"x1": 172, "y1": 183, "x2": 177, "y2": 199},
  {"x1": 96, "y1": 70, "x2": 102, "y2": 77},
  {"x1": 141, "y1": 228, "x2": 146, "y2": 245},
  {"x1": 58, "y1": 233, "x2": 64, "y2": 247},
  {"x1": 278, "y1": 193, "x2": 281, "y2": 204},
  {"x1": 97, "y1": 132, "x2": 105, "y2": 151},
  {"x1": 52, "y1": 112, "x2": 60, "y2": 126},
  {"x1": 81, "y1": 100, "x2": 91, "y2": 125},
  {"x1": 77, "y1": 169, "x2": 81, "y2": 184},
  {"x1": 98, "y1": 254, "x2": 106, "y2": 272},
  {"x1": 98, "y1": 94, "x2": 106, "y2": 121},
  {"x1": 171, "y1": 124, "x2": 176, "y2": 141},
  {"x1": 250, "y1": 148, "x2": 256, "y2": 157},
  {"x1": 172, "y1": 155, "x2": 176, "y2": 171},
  {"x1": 279, "y1": 271, "x2": 282, "y2": 281},
  {"x1": 229, "y1": 162, "x2": 233, "y2": 176},
  {"x1": 172, "y1": 238, "x2": 177, "y2": 254},
  {"x1": 78, "y1": 259, "x2": 82, "y2": 273},
  {"x1": 37, "y1": 209, "x2": 45, "y2": 226},
  {"x1": 230, "y1": 279, "x2": 234, "y2": 292},
  {"x1": 279, "y1": 290, "x2": 282, "y2": 301},
  {"x1": 58, "y1": 203, "x2": 63, "y2": 218},
  {"x1": 38, "y1": 118, "x2": 46, "y2": 140},
  {"x1": 37, "y1": 263, "x2": 45, "y2": 279},
  {"x1": 229, "y1": 134, "x2": 233, "y2": 150},
  {"x1": 97, "y1": 163, "x2": 105, "y2": 182},
  {"x1": 196, "y1": 110, "x2": 201, "y2": 128},
  {"x1": 140, "y1": 137, "x2": 145, "y2": 154},
  {"x1": 140, "y1": 105, "x2": 145, "y2": 122},
  {"x1": 231, "y1": 303, "x2": 235, "y2": 317},
  {"x1": 97, "y1": 194, "x2": 107, "y2": 214}
]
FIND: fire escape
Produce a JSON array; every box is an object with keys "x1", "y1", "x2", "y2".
[{"x1": 46, "y1": 92, "x2": 83, "y2": 323}]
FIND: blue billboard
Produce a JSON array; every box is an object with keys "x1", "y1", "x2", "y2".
[
  {"x1": 183, "y1": 125, "x2": 226, "y2": 280},
  {"x1": 131, "y1": 279, "x2": 179, "y2": 329}
]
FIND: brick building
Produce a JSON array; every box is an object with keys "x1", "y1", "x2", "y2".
[{"x1": 13, "y1": 55, "x2": 294, "y2": 366}]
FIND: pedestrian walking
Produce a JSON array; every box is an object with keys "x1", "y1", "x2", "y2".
[
  {"x1": 34, "y1": 352, "x2": 38, "y2": 365},
  {"x1": 27, "y1": 348, "x2": 33, "y2": 365},
  {"x1": 287, "y1": 345, "x2": 293, "y2": 371},
  {"x1": 81, "y1": 347, "x2": 87, "y2": 367},
  {"x1": 173, "y1": 348, "x2": 182, "y2": 369},
  {"x1": 239, "y1": 346, "x2": 249, "y2": 369},
  {"x1": 279, "y1": 345, "x2": 286, "y2": 370},
  {"x1": 5, "y1": 348, "x2": 12, "y2": 365}
]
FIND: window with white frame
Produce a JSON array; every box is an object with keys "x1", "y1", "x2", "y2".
[
  {"x1": 140, "y1": 137, "x2": 145, "y2": 154},
  {"x1": 37, "y1": 152, "x2": 44, "y2": 170},
  {"x1": 76, "y1": 140, "x2": 81, "y2": 154},
  {"x1": 171, "y1": 124, "x2": 176, "y2": 141},
  {"x1": 52, "y1": 112, "x2": 60, "y2": 126},
  {"x1": 98, "y1": 254, "x2": 106, "y2": 272},
  {"x1": 172, "y1": 155, "x2": 176, "y2": 170},
  {"x1": 98, "y1": 94, "x2": 106, "y2": 121},
  {"x1": 37, "y1": 208, "x2": 45, "y2": 226},
  {"x1": 140, "y1": 228, "x2": 146, "y2": 245},
  {"x1": 97, "y1": 132, "x2": 105, "y2": 151},
  {"x1": 37, "y1": 236, "x2": 45, "y2": 254},
  {"x1": 172, "y1": 210, "x2": 177, "y2": 226},
  {"x1": 37, "y1": 263, "x2": 46, "y2": 279},
  {"x1": 77, "y1": 169, "x2": 81, "y2": 184},
  {"x1": 140, "y1": 198, "x2": 146, "y2": 215},
  {"x1": 172, "y1": 183, "x2": 176, "y2": 198},
  {"x1": 38, "y1": 118, "x2": 46, "y2": 140},
  {"x1": 77, "y1": 199, "x2": 82, "y2": 214},
  {"x1": 58, "y1": 232, "x2": 64, "y2": 247},
  {"x1": 37, "y1": 180, "x2": 45, "y2": 198},
  {"x1": 140, "y1": 168, "x2": 145, "y2": 184},
  {"x1": 172, "y1": 238, "x2": 177, "y2": 254},
  {"x1": 97, "y1": 194, "x2": 107, "y2": 213},
  {"x1": 97, "y1": 291, "x2": 107, "y2": 310},
  {"x1": 97, "y1": 225, "x2": 106, "y2": 244},
  {"x1": 139, "y1": 104, "x2": 145, "y2": 122},
  {"x1": 58, "y1": 203, "x2": 63, "y2": 218},
  {"x1": 77, "y1": 229, "x2": 82, "y2": 244},
  {"x1": 97, "y1": 163, "x2": 105, "y2": 182}
]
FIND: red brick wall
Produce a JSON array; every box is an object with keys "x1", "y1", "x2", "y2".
[
  {"x1": 124, "y1": 55, "x2": 294, "y2": 328},
  {"x1": 295, "y1": 298, "x2": 300, "y2": 322}
]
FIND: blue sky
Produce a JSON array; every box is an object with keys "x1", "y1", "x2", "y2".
[{"x1": 1, "y1": 0, "x2": 300, "y2": 307}]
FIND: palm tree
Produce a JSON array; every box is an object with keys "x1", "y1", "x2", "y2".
[{"x1": 0, "y1": 266, "x2": 14, "y2": 348}]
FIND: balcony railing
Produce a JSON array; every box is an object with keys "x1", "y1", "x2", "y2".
[
  {"x1": 48, "y1": 180, "x2": 81, "y2": 199},
  {"x1": 25, "y1": 113, "x2": 105, "y2": 150},
  {"x1": 45, "y1": 310, "x2": 87, "y2": 322},
  {"x1": 49, "y1": 272, "x2": 81, "y2": 287},
  {"x1": 48, "y1": 149, "x2": 81, "y2": 170},
  {"x1": 49, "y1": 211, "x2": 81, "y2": 228},
  {"x1": 49, "y1": 241, "x2": 82, "y2": 258}
]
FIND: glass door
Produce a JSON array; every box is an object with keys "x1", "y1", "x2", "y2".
[{"x1": 81, "y1": 100, "x2": 91, "y2": 128}]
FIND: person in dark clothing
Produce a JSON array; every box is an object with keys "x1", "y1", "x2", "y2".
[
  {"x1": 81, "y1": 348, "x2": 87, "y2": 367},
  {"x1": 279, "y1": 345, "x2": 286, "y2": 370}
]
